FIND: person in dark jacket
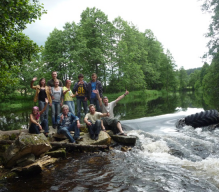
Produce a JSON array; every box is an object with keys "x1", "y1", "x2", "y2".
[
  {"x1": 73, "y1": 74, "x2": 88, "y2": 120},
  {"x1": 87, "y1": 73, "x2": 103, "y2": 112},
  {"x1": 57, "y1": 105, "x2": 81, "y2": 143}
]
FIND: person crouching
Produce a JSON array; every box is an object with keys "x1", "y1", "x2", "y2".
[
  {"x1": 84, "y1": 104, "x2": 109, "y2": 140},
  {"x1": 57, "y1": 105, "x2": 82, "y2": 144}
]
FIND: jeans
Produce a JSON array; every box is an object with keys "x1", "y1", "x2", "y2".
[
  {"x1": 39, "y1": 100, "x2": 49, "y2": 122},
  {"x1": 58, "y1": 122, "x2": 80, "y2": 143},
  {"x1": 76, "y1": 98, "x2": 88, "y2": 119},
  {"x1": 64, "y1": 101, "x2": 75, "y2": 115},
  {"x1": 86, "y1": 120, "x2": 101, "y2": 137},
  {"x1": 52, "y1": 101, "x2": 61, "y2": 125},
  {"x1": 29, "y1": 119, "x2": 49, "y2": 134},
  {"x1": 90, "y1": 98, "x2": 100, "y2": 112}
]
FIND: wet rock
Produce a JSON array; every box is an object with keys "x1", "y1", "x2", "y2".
[
  {"x1": 121, "y1": 146, "x2": 132, "y2": 152},
  {"x1": 78, "y1": 131, "x2": 111, "y2": 146},
  {"x1": 107, "y1": 130, "x2": 136, "y2": 145},
  {"x1": 11, "y1": 156, "x2": 58, "y2": 175},
  {"x1": 4, "y1": 132, "x2": 52, "y2": 168},
  {"x1": 16, "y1": 153, "x2": 35, "y2": 167},
  {"x1": 46, "y1": 148, "x2": 66, "y2": 158}
]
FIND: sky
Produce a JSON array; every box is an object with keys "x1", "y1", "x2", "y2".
[{"x1": 24, "y1": 0, "x2": 212, "y2": 70}]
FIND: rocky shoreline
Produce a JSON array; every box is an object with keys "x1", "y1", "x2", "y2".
[{"x1": 0, "y1": 125, "x2": 136, "y2": 180}]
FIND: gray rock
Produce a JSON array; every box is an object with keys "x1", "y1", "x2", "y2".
[
  {"x1": 78, "y1": 131, "x2": 111, "y2": 146},
  {"x1": 16, "y1": 153, "x2": 35, "y2": 167},
  {"x1": 107, "y1": 130, "x2": 136, "y2": 145},
  {"x1": 4, "y1": 132, "x2": 52, "y2": 168}
]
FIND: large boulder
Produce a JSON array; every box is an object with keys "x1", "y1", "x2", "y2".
[
  {"x1": 4, "y1": 132, "x2": 52, "y2": 168},
  {"x1": 11, "y1": 155, "x2": 58, "y2": 175},
  {"x1": 78, "y1": 131, "x2": 111, "y2": 146},
  {"x1": 107, "y1": 130, "x2": 136, "y2": 145}
]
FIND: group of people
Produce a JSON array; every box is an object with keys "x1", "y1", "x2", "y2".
[{"x1": 29, "y1": 71, "x2": 129, "y2": 143}]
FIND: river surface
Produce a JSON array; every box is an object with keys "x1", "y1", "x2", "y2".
[{"x1": 1, "y1": 91, "x2": 219, "y2": 191}]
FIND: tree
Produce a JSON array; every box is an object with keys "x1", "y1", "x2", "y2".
[
  {"x1": 178, "y1": 67, "x2": 188, "y2": 90},
  {"x1": 79, "y1": 7, "x2": 115, "y2": 84},
  {"x1": 160, "y1": 50, "x2": 177, "y2": 91},
  {"x1": 0, "y1": 0, "x2": 46, "y2": 94},
  {"x1": 0, "y1": 0, "x2": 46, "y2": 67}
]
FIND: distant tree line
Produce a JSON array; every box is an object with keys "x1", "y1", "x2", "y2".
[{"x1": 3, "y1": 1, "x2": 217, "y2": 99}]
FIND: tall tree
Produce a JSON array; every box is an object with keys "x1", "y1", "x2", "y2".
[
  {"x1": 0, "y1": 0, "x2": 46, "y2": 93},
  {"x1": 178, "y1": 67, "x2": 188, "y2": 90},
  {"x1": 79, "y1": 7, "x2": 115, "y2": 84}
]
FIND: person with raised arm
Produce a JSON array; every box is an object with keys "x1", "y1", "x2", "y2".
[
  {"x1": 30, "y1": 77, "x2": 52, "y2": 122},
  {"x1": 29, "y1": 98, "x2": 49, "y2": 137},
  {"x1": 50, "y1": 79, "x2": 63, "y2": 129},
  {"x1": 57, "y1": 105, "x2": 82, "y2": 144},
  {"x1": 84, "y1": 104, "x2": 109, "y2": 140},
  {"x1": 94, "y1": 90, "x2": 129, "y2": 135},
  {"x1": 63, "y1": 80, "x2": 76, "y2": 115}
]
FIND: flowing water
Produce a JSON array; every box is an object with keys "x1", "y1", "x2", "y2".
[{"x1": 1, "y1": 91, "x2": 219, "y2": 191}]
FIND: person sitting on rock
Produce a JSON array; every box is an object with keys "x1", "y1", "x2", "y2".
[
  {"x1": 29, "y1": 98, "x2": 49, "y2": 137},
  {"x1": 84, "y1": 104, "x2": 109, "y2": 140},
  {"x1": 93, "y1": 90, "x2": 128, "y2": 136},
  {"x1": 57, "y1": 105, "x2": 82, "y2": 144}
]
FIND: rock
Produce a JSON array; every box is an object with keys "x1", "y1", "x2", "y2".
[
  {"x1": 0, "y1": 130, "x2": 29, "y2": 140},
  {"x1": 4, "y1": 132, "x2": 52, "y2": 168},
  {"x1": 46, "y1": 148, "x2": 66, "y2": 158},
  {"x1": 77, "y1": 131, "x2": 111, "y2": 146},
  {"x1": 16, "y1": 153, "x2": 35, "y2": 167},
  {"x1": 11, "y1": 156, "x2": 58, "y2": 175},
  {"x1": 53, "y1": 132, "x2": 84, "y2": 140},
  {"x1": 107, "y1": 130, "x2": 136, "y2": 145},
  {"x1": 121, "y1": 146, "x2": 132, "y2": 152}
]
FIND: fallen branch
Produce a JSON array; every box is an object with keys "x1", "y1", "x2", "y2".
[{"x1": 0, "y1": 140, "x2": 108, "y2": 149}]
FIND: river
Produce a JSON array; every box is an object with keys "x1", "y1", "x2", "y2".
[{"x1": 1, "y1": 91, "x2": 219, "y2": 191}]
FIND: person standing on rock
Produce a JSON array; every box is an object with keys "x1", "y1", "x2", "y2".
[
  {"x1": 30, "y1": 77, "x2": 52, "y2": 122},
  {"x1": 29, "y1": 98, "x2": 49, "y2": 137},
  {"x1": 93, "y1": 90, "x2": 129, "y2": 135},
  {"x1": 57, "y1": 105, "x2": 82, "y2": 144},
  {"x1": 50, "y1": 79, "x2": 63, "y2": 128},
  {"x1": 73, "y1": 74, "x2": 88, "y2": 120},
  {"x1": 63, "y1": 80, "x2": 76, "y2": 115},
  {"x1": 47, "y1": 71, "x2": 63, "y2": 87},
  {"x1": 84, "y1": 104, "x2": 109, "y2": 140},
  {"x1": 87, "y1": 73, "x2": 103, "y2": 112}
]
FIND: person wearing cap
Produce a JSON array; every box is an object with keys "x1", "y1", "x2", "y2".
[
  {"x1": 84, "y1": 104, "x2": 109, "y2": 140},
  {"x1": 93, "y1": 90, "x2": 129, "y2": 135},
  {"x1": 87, "y1": 73, "x2": 103, "y2": 112},
  {"x1": 73, "y1": 74, "x2": 88, "y2": 119}
]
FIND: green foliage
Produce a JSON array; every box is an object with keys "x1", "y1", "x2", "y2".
[
  {"x1": 178, "y1": 67, "x2": 188, "y2": 90},
  {"x1": 42, "y1": 8, "x2": 178, "y2": 93},
  {"x1": 0, "y1": 0, "x2": 46, "y2": 94}
]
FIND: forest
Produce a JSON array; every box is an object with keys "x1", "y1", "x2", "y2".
[{"x1": 0, "y1": 0, "x2": 219, "y2": 101}]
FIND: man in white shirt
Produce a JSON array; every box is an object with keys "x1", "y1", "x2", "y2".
[
  {"x1": 84, "y1": 104, "x2": 109, "y2": 140},
  {"x1": 94, "y1": 90, "x2": 129, "y2": 135}
]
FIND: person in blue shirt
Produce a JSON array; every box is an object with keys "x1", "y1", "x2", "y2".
[
  {"x1": 57, "y1": 105, "x2": 82, "y2": 143},
  {"x1": 87, "y1": 73, "x2": 103, "y2": 112}
]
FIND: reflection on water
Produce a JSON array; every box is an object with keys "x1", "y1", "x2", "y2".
[
  {"x1": 0, "y1": 91, "x2": 215, "y2": 130},
  {"x1": 2, "y1": 91, "x2": 219, "y2": 191}
]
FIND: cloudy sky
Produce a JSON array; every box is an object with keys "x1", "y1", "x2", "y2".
[{"x1": 24, "y1": 0, "x2": 212, "y2": 69}]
